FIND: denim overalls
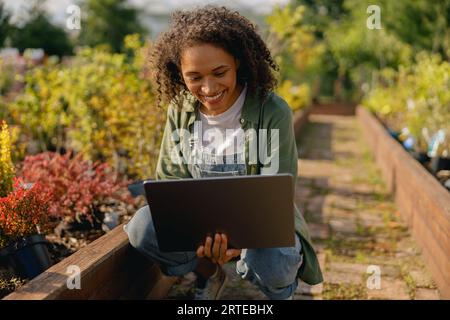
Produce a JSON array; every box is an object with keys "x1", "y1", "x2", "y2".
[{"x1": 124, "y1": 114, "x2": 303, "y2": 300}]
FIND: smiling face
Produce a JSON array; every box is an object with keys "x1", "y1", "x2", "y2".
[{"x1": 180, "y1": 43, "x2": 243, "y2": 116}]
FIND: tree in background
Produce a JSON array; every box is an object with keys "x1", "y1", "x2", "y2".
[
  {"x1": 268, "y1": 0, "x2": 449, "y2": 102},
  {"x1": 381, "y1": 0, "x2": 450, "y2": 60},
  {"x1": 78, "y1": 0, "x2": 146, "y2": 53},
  {"x1": 291, "y1": 0, "x2": 348, "y2": 99},
  {"x1": 0, "y1": 4, "x2": 12, "y2": 47},
  {"x1": 8, "y1": 1, "x2": 73, "y2": 56},
  {"x1": 324, "y1": 0, "x2": 413, "y2": 101},
  {"x1": 266, "y1": 5, "x2": 323, "y2": 106},
  {"x1": 293, "y1": 0, "x2": 347, "y2": 39}
]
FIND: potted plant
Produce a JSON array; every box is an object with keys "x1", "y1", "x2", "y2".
[
  {"x1": 0, "y1": 121, "x2": 15, "y2": 266},
  {"x1": 0, "y1": 122, "x2": 53, "y2": 279},
  {"x1": 0, "y1": 179, "x2": 53, "y2": 279}
]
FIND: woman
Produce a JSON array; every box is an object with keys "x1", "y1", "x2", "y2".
[{"x1": 124, "y1": 5, "x2": 323, "y2": 300}]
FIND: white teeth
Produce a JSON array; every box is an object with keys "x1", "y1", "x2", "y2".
[{"x1": 203, "y1": 91, "x2": 224, "y2": 101}]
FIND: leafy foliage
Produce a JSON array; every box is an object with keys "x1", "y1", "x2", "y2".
[
  {"x1": 78, "y1": 0, "x2": 146, "y2": 53},
  {"x1": 0, "y1": 122, "x2": 15, "y2": 198},
  {"x1": 19, "y1": 151, "x2": 133, "y2": 224},
  {"x1": 8, "y1": 2, "x2": 72, "y2": 56},
  {"x1": 268, "y1": 0, "x2": 448, "y2": 101},
  {"x1": 324, "y1": 0, "x2": 413, "y2": 99},
  {"x1": 0, "y1": 3, "x2": 12, "y2": 47},
  {"x1": 363, "y1": 53, "x2": 450, "y2": 155},
  {"x1": 0, "y1": 58, "x2": 15, "y2": 96},
  {"x1": 276, "y1": 80, "x2": 311, "y2": 111},
  {"x1": 8, "y1": 35, "x2": 165, "y2": 179},
  {"x1": 0, "y1": 178, "x2": 52, "y2": 248},
  {"x1": 381, "y1": 0, "x2": 450, "y2": 60},
  {"x1": 266, "y1": 4, "x2": 322, "y2": 107}
]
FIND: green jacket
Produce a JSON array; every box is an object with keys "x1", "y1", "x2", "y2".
[{"x1": 155, "y1": 91, "x2": 323, "y2": 285}]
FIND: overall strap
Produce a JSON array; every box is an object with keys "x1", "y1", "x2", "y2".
[{"x1": 257, "y1": 94, "x2": 268, "y2": 174}]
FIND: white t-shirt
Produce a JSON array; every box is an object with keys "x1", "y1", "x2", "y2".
[{"x1": 198, "y1": 85, "x2": 247, "y2": 157}]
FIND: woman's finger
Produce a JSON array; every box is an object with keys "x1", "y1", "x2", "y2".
[
  {"x1": 226, "y1": 249, "x2": 242, "y2": 258},
  {"x1": 204, "y1": 236, "x2": 212, "y2": 258},
  {"x1": 219, "y1": 234, "x2": 228, "y2": 263},
  {"x1": 212, "y1": 233, "x2": 221, "y2": 261},
  {"x1": 196, "y1": 245, "x2": 205, "y2": 258}
]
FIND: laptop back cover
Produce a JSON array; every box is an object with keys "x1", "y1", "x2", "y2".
[{"x1": 144, "y1": 174, "x2": 295, "y2": 252}]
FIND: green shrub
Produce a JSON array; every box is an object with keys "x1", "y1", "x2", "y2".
[
  {"x1": 266, "y1": 5, "x2": 319, "y2": 99},
  {"x1": 8, "y1": 34, "x2": 165, "y2": 179},
  {"x1": 0, "y1": 122, "x2": 14, "y2": 197},
  {"x1": 276, "y1": 80, "x2": 311, "y2": 111},
  {"x1": 363, "y1": 53, "x2": 450, "y2": 155},
  {"x1": 0, "y1": 59, "x2": 14, "y2": 96}
]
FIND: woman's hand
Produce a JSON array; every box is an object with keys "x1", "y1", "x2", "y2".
[{"x1": 196, "y1": 233, "x2": 241, "y2": 265}]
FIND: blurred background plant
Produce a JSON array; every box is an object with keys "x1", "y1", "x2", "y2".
[
  {"x1": 0, "y1": 122, "x2": 15, "y2": 198},
  {"x1": 363, "y1": 53, "x2": 450, "y2": 157},
  {"x1": 0, "y1": 0, "x2": 447, "y2": 176},
  {"x1": 78, "y1": 0, "x2": 146, "y2": 53},
  {"x1": 0, "y1": 121, "x2": 15, "y2": 247},
  {"x1": 263, "y1": 0, "x2": 449, "y2": 162},
  {"x1": 276, "y1": 80, "x2": 311, "y2": 111},
  {"x1": 6, "y1": 34, "x2": 165, "y2": 179},
  {"x1": 267, "y1": 4, "x2": 325, "y2": 107},
  {"x1": 0, "y1": 59, "x2": 15, "y2": 96},
  {"x1": 266, "y1": 0, "x2": 449, "y2": 103}
]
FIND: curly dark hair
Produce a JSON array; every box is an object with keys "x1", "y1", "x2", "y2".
[{"x1": 150, "y1": 5, "x2": 279, "y2": 109}]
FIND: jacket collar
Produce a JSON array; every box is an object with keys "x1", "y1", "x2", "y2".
[
  {"x1": 182, "y1": 88, "x2": 263, "y2": 125},
  {"x1": 240, "y1": 91, "x2": 261, "y2": 124}
]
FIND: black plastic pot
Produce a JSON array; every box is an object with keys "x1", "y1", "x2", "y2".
[
  {"x1": 411, "y1": 151, "x2": 431, "y2": 165},
  {"x1": 431, "y1": 157, "x2": 450, "y2": 174},
  {"x1": 0, "y1": 245, "x2": 11, "y2": 267},
  {"x1": 388, "y1": 128, "x2": 400, "y2": 142},
  {"x1": 4, "y1": 234, "x2": 53, "y2": 279},
  {"x1": 445, "y1": 179, "x2": 450, "y2": 191},
  {"x1": 128, "y1": 180, "x2": 146, "y2": 197}
]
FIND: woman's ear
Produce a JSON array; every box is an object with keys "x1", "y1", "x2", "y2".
[{"x1": 235, "y1": 58, "x2": 240, "y2": 70}]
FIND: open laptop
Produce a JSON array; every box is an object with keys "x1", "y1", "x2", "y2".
[{"x1": 143, "y1": 174, "x2": 295, "y2": 252}]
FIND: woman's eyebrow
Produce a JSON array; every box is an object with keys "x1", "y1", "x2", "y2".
[{"x1": 184, "y1": 65, "x2": 229, "y2": 75}]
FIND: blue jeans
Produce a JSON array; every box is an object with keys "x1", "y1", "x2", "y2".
[{"x1": 124, "y1": 205, "x2": 303, "y2": 300}]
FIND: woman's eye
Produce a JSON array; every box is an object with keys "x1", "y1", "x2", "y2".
[{"x1": 187, "y1": 71, "x2": 226, "y2": 81}]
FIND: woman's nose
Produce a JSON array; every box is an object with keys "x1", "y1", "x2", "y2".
[{"x1": 200, "y1": 78, "x2": 219, "y2": 95}]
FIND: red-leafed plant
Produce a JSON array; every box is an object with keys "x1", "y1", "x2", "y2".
[
  {"x1": 0, "y1": 178, "x2": 52, "y2": 247},
  {"x1": 19, "y1": 151, "x2": 133, "y2": 224}
]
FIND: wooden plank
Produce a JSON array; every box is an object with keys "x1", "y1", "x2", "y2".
[
  {"x1": 3, "y1": 223, "x2": 174, "y2": 300},
  {"x1": 356, "y1": 106, "x2": 450, "y2": 299},
  {"x1": 410, "y1": 206, "x2": 450, "y2": 286},
  {"x1": 3, "y1": 225, "x2": 127, "y2": 299}
]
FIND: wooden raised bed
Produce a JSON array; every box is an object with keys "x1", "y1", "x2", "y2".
[
  {"x1": 293, "y1": 105, "x2": 312, "y2": 139},
  {"x1": 3, "y1": 223, "x2": 177, "y2": 300},
  {"x1": 356, "y1": 106, "x2": 450, "y2": 299}
]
